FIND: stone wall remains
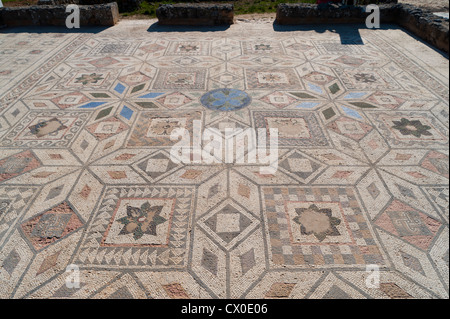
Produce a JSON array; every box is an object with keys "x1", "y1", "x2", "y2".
[
  {"x1": 275, "y1": 2, "x2": 448, "y2": 54},
  {"x1": 0, "y1": 2, "x2": 119, "y2": 27},
  {"x1": 156, "y1": 3, "x2": 234, "y2": 26},
  {"x1": 0, "y1": 2, "x2": 447, "y2": 54}
]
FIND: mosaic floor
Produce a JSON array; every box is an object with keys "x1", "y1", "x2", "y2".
[{"x1": 0, "y1": 20, "x2": 448, "y2": 299}]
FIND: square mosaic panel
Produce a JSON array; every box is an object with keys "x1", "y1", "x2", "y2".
[
  {"x1": 245, "y1": 68, "x2": 302, "y2": 90},
  {"x1": 56, "y1": 70, "x2": 118, "y2": 90},
  {"x1": 152, "y1": 68, "x2": 207, "y2": 90},
  {"x1": 314, "y1": 41, "x2": 366, "y2": 54},
  {"x1": 0, "y1": 111, "x2": 89, "y2": 148},
  {"x1": 89, "y1": 42, "x2": 140, "y2": 56},
  {"x1": 335, "y1": 68, "x2": 401, "y2": 90},
  {"x1": 380, "y1": 114, "x2": 447, "y2": 142},
  {"x1": 241, "y1": 41, "x2": 284, "y2": 55},
  {"x1": 368, "y1": 111, "x2": 449, "y2": 148},
  {"x1": 253, "y1": 111, "x2": 330, "y2": 147},
  {"x1": 74, "y1": 186, "x2": 195, "y2": 269},
  {"x1": 127, "y1": 110, "x2": 203, "y2": 147},
  {"x1": 166, "y1": 41, "x2": 210, "y2": 56},
  {"x1": 262, "y1": 186, "x2": 386, "y2": 268}
]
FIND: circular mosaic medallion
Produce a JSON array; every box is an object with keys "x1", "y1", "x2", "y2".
[{"x1": 200, "y1": 88, "x2": 251, "y2": 111}]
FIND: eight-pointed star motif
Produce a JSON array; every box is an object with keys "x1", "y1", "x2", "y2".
[
  {"x1": 391, "y1": 118, "x2": 433, "y2": 138},
  {"x1": 179, "y1": 44, "x2": 199, "y2": 52},
  {"x1": 117, "y1": 202, "x2": 167, "y2": 240},
  {"x1": 254, "y1": 44, "x2": 271, "y2": 51},
  {"x1": 75, "y1": 73, "x2": 104, "y2": 85},
  {"x1": 293, "y1": 204, "x2": 341, "y2": 242}
]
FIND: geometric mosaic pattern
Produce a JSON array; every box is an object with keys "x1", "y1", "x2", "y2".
[
  {"x1": 262, "y1": 186, "x2": 385, "y2": 267},
  {"x1": 0, "y1": 21, "x2": 448, "y2": 299},
  {"x1": 75, "y1": 186, "x2": 194, "y2": 269}
]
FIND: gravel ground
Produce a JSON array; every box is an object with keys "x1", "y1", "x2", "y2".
[{"x1": 399, "y1": 0, "x2": 449, "y2": 12}]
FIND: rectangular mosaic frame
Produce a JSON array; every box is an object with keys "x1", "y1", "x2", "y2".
[
  {"x1": 74, "y1": 186, "x2": 195, "y2": 269},
  {"x1": 262, "y1": 186, "x2": 387, "y2": 269}
]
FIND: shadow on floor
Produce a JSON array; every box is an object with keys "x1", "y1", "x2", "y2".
[
  {"x1": 272, "y1": 22, "x2": 449, "y2": 58},
  {"x1": 147, "y1": 22, "x2": 230, "y2": 33},
  {"x1": 272, "y1": 23, "x2": 368, "y2": 45}
]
